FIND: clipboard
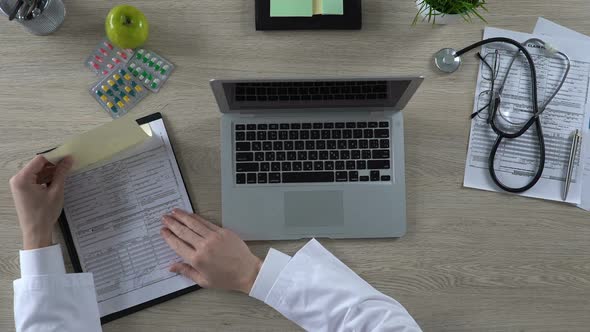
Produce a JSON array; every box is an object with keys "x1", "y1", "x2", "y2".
[
  {"x1": 57, "y1": 112, "x2": 201, "y2": 324},
  {"x1": 255, "y1": 0, "x2": 362, "y2": 30}
]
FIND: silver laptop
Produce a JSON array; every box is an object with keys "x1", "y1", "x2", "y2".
[{"x1": 211, "y1": 77, "x2": 423, "y2": 240}]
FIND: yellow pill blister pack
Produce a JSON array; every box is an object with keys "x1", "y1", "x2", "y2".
[{"x1": 90, "y1": 67, "x2": 148, "y2": 118}]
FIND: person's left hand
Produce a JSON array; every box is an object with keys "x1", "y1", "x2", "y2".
[
  {"x1": 9, "y1": 155, "x2": 74, "y2": 250},
  {"x1": 160, "y1": 209, "x2": 262, "y2": 294}
]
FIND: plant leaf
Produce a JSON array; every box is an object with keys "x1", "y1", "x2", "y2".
[
  {"x1": 418, "y1": 0, "x2": 487, "y2": 23},
  {"x1": 470, "y1": 7, "x2": 487, "y2": 23}
]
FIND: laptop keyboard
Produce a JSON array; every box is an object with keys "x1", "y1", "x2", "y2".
[
  {"x1": 233, "y1": 121, "x2": 392, "y2": 185},
  {"x1": 234, "y1": 81, "x2": 389, "y2": 102}
]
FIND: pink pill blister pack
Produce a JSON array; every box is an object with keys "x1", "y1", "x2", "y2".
[{"x1": 85, "y1": 39, "x2": 134, "y2": 76}]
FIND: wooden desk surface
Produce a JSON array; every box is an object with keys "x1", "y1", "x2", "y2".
[{"x1": 1, "y1": 1, "x2": 589, "y2": 331}]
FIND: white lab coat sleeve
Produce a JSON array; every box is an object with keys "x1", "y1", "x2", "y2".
[
  {"x1": 13, "y1": 244, "x2": 102, "y2": 332},
  {"x1": 249, "y1": 239, "x2": 421, "y2": 332}
]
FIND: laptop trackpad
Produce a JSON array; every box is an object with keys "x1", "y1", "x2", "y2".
[{"x1": 284, "y1": 191, "x2": 344, "y2": 227}]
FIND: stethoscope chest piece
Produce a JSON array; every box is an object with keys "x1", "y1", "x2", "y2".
[{"x1": 434, "y1": 48, "x2": 461, "y2": 73}]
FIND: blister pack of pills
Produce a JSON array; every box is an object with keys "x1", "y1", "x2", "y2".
[
  {"x1": 90, "y1": 67, "x2": 148, "y2": 118},
  {"x1": 85, "y1": 39, "x2": 134, "y2": 76},
  {"x1": 126, "y1": 48, "x2": 174, "y2": 92}
]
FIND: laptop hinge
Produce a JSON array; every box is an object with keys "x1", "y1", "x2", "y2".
[
  {"x1": 369, "y1": 110, "x2": 388, "y2": 117},
  {"x1": 233, "y1": 113, "x2": 257, "y2": 118},
  {"x1": 231, "y1": 110, "x2": 393, "y2": 118}
]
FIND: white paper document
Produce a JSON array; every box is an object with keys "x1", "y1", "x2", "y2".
[
  {"x1": 534, "y1": 17, "x2": 589, "y2": 41},
  {"x1": 62, "y1": 118, "x2": 195, "y2": 318},
  {"x1": 464, "y1": 27, "x2": 589, "y2": 204},
  {"x1": 533, "y1": 17, "x2": 590, "y2": 211}
]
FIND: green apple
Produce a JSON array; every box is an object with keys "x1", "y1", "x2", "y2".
[{"x1": 105, "y1": 5, "x2": 149, "y2": 49}]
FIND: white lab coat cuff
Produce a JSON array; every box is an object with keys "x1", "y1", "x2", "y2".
[
  {"x1": 249, "y1": 248, "x2": 291, "y2": 302},
  {"x1": 13, "y1": 273, "x2": 102, "y2": 332},
  {"x1": 19, "y1": 244, "x2": 66, "y2": 276},
  {"x1": 13, "y1": 273, "x2": 95, "y2": 292},
  {"x1": 263, "y1": 238, "x2": 321, "y2": 309}
]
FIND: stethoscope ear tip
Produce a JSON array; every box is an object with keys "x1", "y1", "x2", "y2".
[{"x1": 434, "y1": 48, "x2": 461, "y2": 73}]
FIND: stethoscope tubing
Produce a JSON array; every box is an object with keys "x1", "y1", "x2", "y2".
[
  {"x1": 457, "y1": 37, "x2": 540, "y2": 139},
  {"x1": 455, "y1": 37, "x2": 568, "y2": 193}
]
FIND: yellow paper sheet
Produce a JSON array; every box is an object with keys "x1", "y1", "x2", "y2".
[
  {"x1": 43, "y1": 116, "x2": 152, "y2": 171},
  {"x1": 313, "y1": 0, "x2": 322, "y2": 15},
  {"x1": 313, "y1": 0, "x2": 343, "y2": 15}
]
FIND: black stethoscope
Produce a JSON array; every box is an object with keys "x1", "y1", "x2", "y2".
[{"x1": 434, "y1": 37, "x2": 571, "y2": 193}]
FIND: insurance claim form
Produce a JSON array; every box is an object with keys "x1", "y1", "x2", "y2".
[
  {"x1": 463, "y1": 27, "x2": 590, "y2": 203},
  {"x1": 62, "y1": 118, "x2": 195, "y2": 318},
  {"x1": 533, "y1": 17, "x2": 590, "y2": 211}
]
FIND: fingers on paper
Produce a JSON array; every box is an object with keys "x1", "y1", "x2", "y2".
[
  {"x1": 169, "y1": 262, "x2": 207, "y2": 287},
  {"x1": 162, "y1": 215, "x2": 202, "y2": 245},
  {"x1": 171, "y1": 209, "x2": 214, "y2": 237},
  {"x1": 160, "y1": 227, "x2": 194, "y2": 261},
  {"x1": 191, "y1": 213, "x2": 220, "y2": 232},
  {"x1": 49, "y1": 156, "x2": 74, "y2": 192}
]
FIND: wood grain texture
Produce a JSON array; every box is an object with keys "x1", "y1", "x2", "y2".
[{"x1": 1, "y1": 0, "x2": 590, "y2": 331}]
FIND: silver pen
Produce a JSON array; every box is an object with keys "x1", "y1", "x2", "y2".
[{"x1": 563, "y1": 129, "x2": 582, "y2": 201}]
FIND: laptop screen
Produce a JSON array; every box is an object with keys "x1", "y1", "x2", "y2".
[{"x1": 221, "y1": 79, "x2": 412, "y2": 111}]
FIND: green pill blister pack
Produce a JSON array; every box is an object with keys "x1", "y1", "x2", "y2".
[{"x1": 127, "y1": 48, "x2": 174, "y2": 93}]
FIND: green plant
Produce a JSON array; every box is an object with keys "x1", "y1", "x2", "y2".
[{"x1": 413, "y1": 0, "x2": 488, "y2": 24}]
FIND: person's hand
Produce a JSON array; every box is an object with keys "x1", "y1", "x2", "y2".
[
  {"x1": 9, "y1": 155, "x2": 74, "y2": 250},
  {"x1": 161, "y1": 209, "x2": 262, "y2": 294}
]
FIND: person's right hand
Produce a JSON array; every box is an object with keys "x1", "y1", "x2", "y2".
[{"x1": 160, "y1": 209, "x2": 262, "y2": 294}]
